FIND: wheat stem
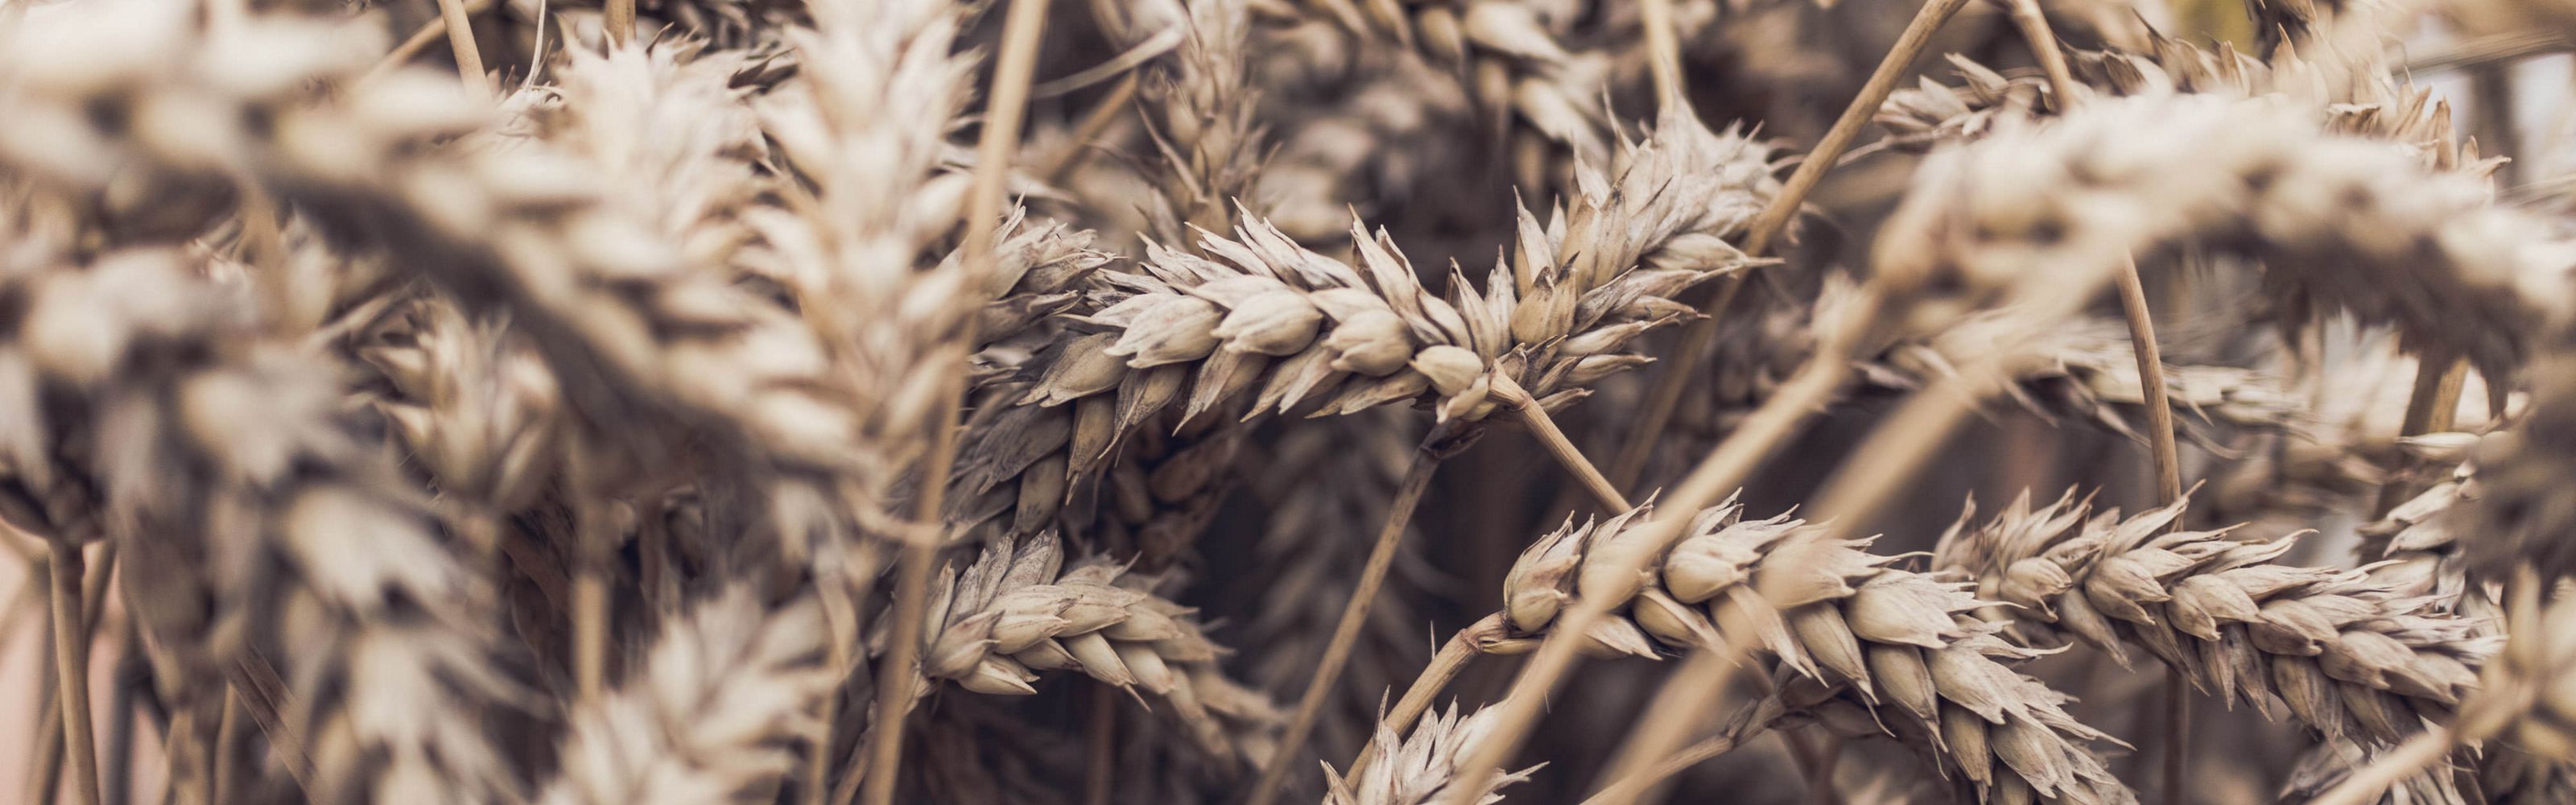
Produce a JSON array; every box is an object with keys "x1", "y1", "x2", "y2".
[
  {"x1": 605, "y1": 0, "x2": 635, "y2": 45},
  {"x1": 575, "y1": 491, "x2": 612, "y2": 704},
  {"x1": 2376, "y1": 357, "x2": 2471, "y2": 515},
  {"x1": 1085, "y1": 683, "x2": 1117, "y2": 805},
  {"x1": 431, "y1": 0, "x2": 488, "y2": 96},
  {"x1": 1039, "y1": 72, "x2": 1140, "y2": 185},
  {"x1": 859, "y1": 535, "x2": 937, "y2": 805},
  {"x1": 862, "y1": 0, "x2": 1054, "y2": 799},
  {"x1": 48, "y1": 537, "x2": 100, "y2": 805},
  {"x1": 103, "y1": 628, "x2": 136, "y2": 805},
  {"x1": 1586, "y1": 647, "x2": 1752, "y2": 805},
  {"x1": 1577, "y1": 709, "x2": 1763, "y2": 805},
  {"x1": 1802, "y1": 738, "x2": 1842, "y2": 805},
  {"x1": 1249, "y1": 439, "x2": 1444, "y2": 805},
  {"x1": 2405, "y1": 31, "x2": 2570, "y2": 74},
  {"x1": 2112, "y1": 261, "x2": 2190, "y2": 805},
  {"x1": 362, "y1": 0, "x2": 501, "y2": 84},
  {"x1": 1494, "y1": 374, "x2": 1630, "y2": 512},
  {"x1": 2308, "y1": 725, "x2": 2461, "y2": 805},
  {"x1": 1607, "y1": 0, "x2": 1971, "y2": 495},
  {"x1": 27, "y1": 569, "x2": 62, "y2": 805},
  {"x1": 1640, "y1": 0, "x2": 1686, "y2": 114},
  {"x1": 211, "y1": 691, "x2": 242, "y2": 804},
  {"x1": 1434, "y1": 290, "x2": 1885, "y2": 805},
  {"x1": 2002, "y1": 0, "x2": 2077, "y2": 113},
  {"x1": 1340, "y1": 613, "x2": 1496, "y2": 787}
]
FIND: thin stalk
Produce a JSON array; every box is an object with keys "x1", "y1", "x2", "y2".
[
  {"x1": 861, "y1": 0, "x2": 1055, "y2": 800},
  {"x1": 165, "y1": 704, "x2": 207, "y2": 805},
  {"x1": 1494, "y1": 374, "x2": 1630, "y2": 513},
  {"x1": 1577, "y1": 709, "x2": 1765, "y2": 805},
  {"x1": 1246, "y1": 441, "x2": 1446, "y2": 805},
  {"x1": 1038, "y1": 73, "x2": 1141, "y2": 185},
  {"x1": 1085, "y1": 683, "x2": 1117, "y2": 805},
  {"x1": 2471, "y1": 60, "x2": 2525, "y2": 188},
  {"x1": 1435, "y1": 290, "x2": 1887, "y2": 805},
  {"x1": 2374, "y1": 357, "x2": 2469, "y2": 516},
  {"x1": 1803, "y1": 738, "x2": 1842, "y2": 805},
  {"x1": 2161, "y1": 674, "x2": 2190, "y2": 805},
  {"x1": 1340, "y1": 614, "x2": 1501, "y2": 787},
  {"x1": 49, "y1": 537, "x2": 101, "y2": 805},
  {"x1": 2002, "y1": 0, "x2": 2079, "y2": 113},
  {"x1": 574, "y1": 504, "x2": 609, "y2": 702},
  {"x1": 2107, "y1": 266, "x2": 2183, "y2": 504},
  {"x1": 2113, "y1": 265, "x2": 2189, "y2": 805},
  {"x1": 1639, "y1": 0, "x2": 1686, "y2": 114},
  {"x1": 431, "y1": 0, "x2": 488, "y2": 96},
  {"x1": 1607, "y1": 0, "x2": 1973, "y2": 495},
  {"x1": 27, "y1": 562, "x2": 62, "y2": 805},
  {"x1": 605, "y1": 0, "x2": 636, "y2": 46},
  {"x1": 1587, "y1": 646, "x2": 1752, "y2": 805},
  {"x1": 229, "y1": 652, "x2": 318, "y2": 797},
  {"x1": 361, "y1": 0, "x2": 501, "y2": 85},
  {"x1": 2404, "y1": 31, "x2": 2570, "y2": 74},
  {"x1": 857, "y1": 535, "x2": 936, "y2": 805},
  {"x1": 213, "y1": 691, "x2": 244, "y2": 803},
  {"x1": 104, "y1": 622, "x2": 138, "y2": 805}
]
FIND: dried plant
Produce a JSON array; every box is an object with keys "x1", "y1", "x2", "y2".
[{"x1": 12, "y1": 0, "x2": 2576, "y2": 803}]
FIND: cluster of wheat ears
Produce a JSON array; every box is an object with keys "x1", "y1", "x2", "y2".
[{"x1": 9, "y1": 0, "x2": 2576, "y2": 802}]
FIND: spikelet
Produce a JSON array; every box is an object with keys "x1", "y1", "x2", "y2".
[
  {"x1": 538, "y1": 590, "x2": 836, "y2": 805},
  {"x1": 917, "y1": 530, "x2": 1283, "y2": 765},
  {"x1": 1323, "y1": 704, "x2": 1537, "y2": 805},
  {"x1": 1491, "y1": 502, "x2": 2136, "y2": 804}
]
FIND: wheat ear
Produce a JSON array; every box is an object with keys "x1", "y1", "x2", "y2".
[
  {"x1": 1479, "y1": 501, "x2": 2136, "y2": 804},
  {"x1": 1933, "y1": 490, "x2": 2491, "y2": 745},
  {"x1": 1324, "y1": 703, "x2": 1539, "y2": 805},
  {"x1": 538, "y1": 590, "x2": 836, "y2": 805}
]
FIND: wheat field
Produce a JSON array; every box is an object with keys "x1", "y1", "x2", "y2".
[{"x1": 0, "y1": 0, "x2": 2573, "y2": 803}]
